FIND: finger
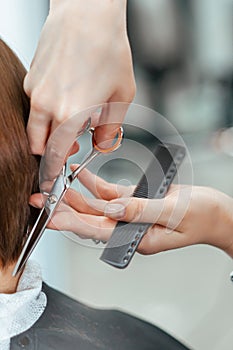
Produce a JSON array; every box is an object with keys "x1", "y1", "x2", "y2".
[
  {"x1": 48, "y1": 204, "x2": 116, "y2": 242},
  {"x1": 103, "y1": 196, "x2": 177, "y2": 228},
  {"x1": 64, "y1": 189, "x2": 108, "y2": 215},
  {"x1": 30, "y1": 193, "x2": 45, "y2": 208},
  {"x1": 30, "y1": 193, "x2": 115, "y2": 241},
  {"x1": 23, "y1": 72, "x2": 31, "y2": 96},
  {"x1": 69, "y1": 141, "x2": 80, "y2": 156},
  {"x1": 93, "y1": 82, "x2": 135, "y2": 147},
  {"x1": 138, "y1": 224, "x2": 185, "y2": 255},
  {"x1": 71, "y1": 164, "x2": 119, "y2": 199},
  {"x1": 166, "y1": 184, "x2": 190, "y2": 196},
  {"x1": 30, "y1": 190, "x2": 107, "y2": 216},
  {"x1": 71, "y1": 164, "x2": 134, "y2": 200},
  {"x1": 41, "y1": 107, "x2": 99, "y2": 181},
  {"x1": 27, "y1": 110, "x2": 51, "y2": 155},
  {"x1": 94, "y1": 101, "x2": 129, "y2": 149}
]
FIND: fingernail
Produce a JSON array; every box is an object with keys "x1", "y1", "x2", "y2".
[{"x1": 104, "y1": 203, "x2": 125, "y2": 219}]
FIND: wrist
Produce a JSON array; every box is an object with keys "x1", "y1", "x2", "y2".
[
  {"x1": 50, "y1": 0, "x2": 127, "y2": 13},
  {"x1": 49, "y1": 0, "x2": 128, "y2": 35}
]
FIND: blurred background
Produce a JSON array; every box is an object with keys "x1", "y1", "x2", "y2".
[
  {"x1": 128, "y1": 0, "x2": 233, "y2": 134},
  {"x1": 0, "y1": 1, "x2": 233, "y2": 349}
]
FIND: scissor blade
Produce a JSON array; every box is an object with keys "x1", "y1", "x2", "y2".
[
  {"x1": 12, "y1": 207, "x2": 51, "y2": 276},
  {"x1": 69, "y1": 150, "x2": 99, "y2": 181},
  {"x1": 13, "y1": 167, "x2": 68, "y2": 277}
]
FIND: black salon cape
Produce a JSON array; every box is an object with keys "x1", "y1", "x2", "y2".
[{"x1": 11, "y1": 283, "x2": 189, "y2": 350}]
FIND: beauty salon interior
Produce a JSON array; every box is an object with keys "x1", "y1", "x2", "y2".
[{"x1": 1, "y1": 1, "x2": 232, "y2": 349}]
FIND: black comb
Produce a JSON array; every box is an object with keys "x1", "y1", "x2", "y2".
[{"x1": 100, "y1": 143, "x2": 185, "y2": 268}]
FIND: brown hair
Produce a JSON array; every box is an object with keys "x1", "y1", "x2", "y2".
[{"x1": 0, "y1": 39, "x2": 38, "y2": 268}]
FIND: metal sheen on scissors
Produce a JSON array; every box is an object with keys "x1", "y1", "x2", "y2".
[{"x1": 12, "y1": 122, "x2": 123, "y2": 277}]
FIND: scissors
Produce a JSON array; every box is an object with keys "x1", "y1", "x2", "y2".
[{"x1": 12, "y1": 118, "x2": 123, "y2": 276}]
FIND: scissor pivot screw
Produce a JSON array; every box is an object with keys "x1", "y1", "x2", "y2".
[{"x1": 48, "y1": 194, "x2": 58, "y2": 204}]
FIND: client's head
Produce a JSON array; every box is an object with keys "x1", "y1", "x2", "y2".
[{"x1": 0, "y1": 39, "x2": 38, "y2": 269}]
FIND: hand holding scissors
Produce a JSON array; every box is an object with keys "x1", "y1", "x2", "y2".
[{"x1": 13, "y1": 120, "x2": 123, "y2": 276}]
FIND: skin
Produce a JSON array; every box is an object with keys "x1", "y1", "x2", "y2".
[
  {"x1": 0, "y1": 0, "x2": 135, "y2": 294},
  {"x1": 0, "y1": 263, "x2": 21, "y2": 294},
  {"x1": 3, "y1": 170, "x2": 232, "y2": 293},
  {"x1": 30, "y1": 166, "x2": 233, "y2": 258},
  {"x1": 24, "y1": 0, "x2": 135, "y2": 179}
]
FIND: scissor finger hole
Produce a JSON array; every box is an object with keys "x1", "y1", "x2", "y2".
[{"x1": 92, "y1": 127, "x2": 124, "y2": 153}]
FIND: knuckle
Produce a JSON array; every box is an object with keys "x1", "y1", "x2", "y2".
[
  {"x1": 93, "y1": 218, "x2": 106, "y2": 237},
  {"x1": 51, "y1": 101, "x2": 84, "y2": 124},
  {"x1": 126, "y1": 198, "x2": 143, "y2": 222},
  {"x1": 100, "y1": 183, "x2": 114, "y2": 200},
  {"x1": 137, "y1": 239, "x2": 148, "y2": 255},
  {"x1": 47, "y1": 144, "x2": 66, "y2": 163},
  {"x1": 29, "y1": 90, "x2": 76, "y2": 123},
  {"x1": 23, "y1": 73, "x2": 31, "y2": 95},
  {"x1": 54, "y1": 107, "x2": 75, "y2": 124},
  {"x1": 119, "y1": 78, "x2": 136, "y2": 103},
  {"x1": 127, "y1": 80, "x2": 136, "y2": 102},
  {"x1": 30, "y1": 88, "x2": 52, "y2": 114},
  {"x1": 30, "y1": 91, "x2": 73, "y2": 124}
]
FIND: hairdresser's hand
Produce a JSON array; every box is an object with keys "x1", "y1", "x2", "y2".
[
  {"x1": 24, "y1": 0, "x2": 135, "y2": 176},
  {"x1": 101, "y1": 183, "x2": 233, "y2": 257},
  {"x1": 30, "y1": 166, "x2": 233, "y2": 257},
  {"x1": 30, "y1": 166, "x2": 133, "y2": 242},
  {"x1": 68, "y1": 169, "x2": 233, "y2": 257}
]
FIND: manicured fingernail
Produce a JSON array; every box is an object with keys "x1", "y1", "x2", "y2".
[{"x1": 104, "y1": 203, "x2": 125, "y2": 219}]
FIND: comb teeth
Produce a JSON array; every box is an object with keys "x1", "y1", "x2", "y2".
[{"x1": 100, "y1": 143, "x2": 185, "y2": 269}]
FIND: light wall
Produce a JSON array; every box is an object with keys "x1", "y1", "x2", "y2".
[{"x1": 0, "y1": 0, "x2": 49, "y2": 68}]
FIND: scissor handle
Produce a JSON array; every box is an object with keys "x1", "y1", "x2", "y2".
[{"x1": 91, "y1": 127, "x2": 124, "y2": 153}]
